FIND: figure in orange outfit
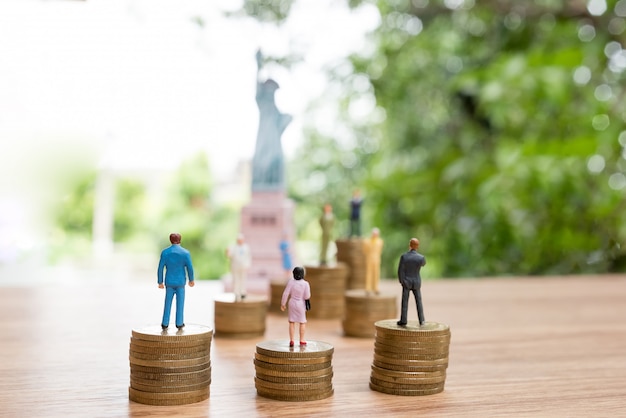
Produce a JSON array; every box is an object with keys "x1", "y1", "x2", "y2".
[{"x1": 363, "y1": 227, "x2": 384, "y2": 295}]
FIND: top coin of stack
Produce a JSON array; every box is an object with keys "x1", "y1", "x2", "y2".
[
  {"x1": 129, "y1": 324, "x2": 213, "y2": 406},
  {"x1": 370, "y1": 320, "x2": 450, "y2": 396},
  {"x1": 254, "y1": 340, "x2": 334, "y2": 401}
]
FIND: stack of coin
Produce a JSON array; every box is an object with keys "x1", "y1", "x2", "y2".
[
  {"x1": 254, "y1": 340, "x2": 334, "y2": 401},
  {"x1": 342, "y1": 290, "x2": 397, "y2": 338},
  {"x1": 128, "y1": 324, "x2": 212, "y2": 405},
  {"x1": 370, "y1": 320, "x2": 450, "y2": 396},
  {"x1": 214, "y1": 294, "x2": 268, "y2": 338},
  {"x1": 269, "y1": 279, "x2": 288, "y2": 313},
  {"x1": 335, "y1": 239, "x2": 366, "y2": 289},
  {"x1": 304, "y1": 264, "x2": 348, "y2": 319}
]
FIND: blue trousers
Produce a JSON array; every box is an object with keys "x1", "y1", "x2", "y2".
[{"x1": 162, "y1": 286, "x2": 185, "y2": 327}]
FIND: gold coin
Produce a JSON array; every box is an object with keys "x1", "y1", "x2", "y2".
[
  {"x1": 255, "y1": 386, "x2": 333, "y2": 402},
  {"x1": 375, "y1": 320, "x2": 450, "y2": 335},
  {"x1": 374, "y1": 340, "x2": 449, "y2": 353},
  {"x1": 372, "y1": 359, "x2": 447, "y2": 373},
  {"x1": 373, "y1": 349, "x2": 448, "y2": 361},
  {"x1": 254, "y1": 352, "x2": 331, "y2": 365},
  {"x1": 130, "y1": 378, "x2": 211, "y2": 393},
  {"x1": 373, "y1": 353, "x2": 448, "y2": 366},
  {"x1": 130, "y1": 360, "x2": 210, "y2": 375},
  {"x1": 253, "y1": 359, "x2": 332, "y2": 372},
  {"x1": 253, "y1": 366, "x2": 333, "y2": 378},
  {"x1": 370, "y1": 364, "x2": 445, "y2": 379},
  {"x1": 255, "y1": 372, "x2": 333, "y2": 384},
  {"x1": 129, "y1": 349, "x2": 210, "y2": 361},
  {"x1": 131, "y1": 325, "x2": 213, "y2": 342},
  {"x1": 254, "y1": 377, "x2": 332, "y2": 391},
  {"x1": 370, "y1": 370, "x2": 445, "y2": 385},
  {"x1": 129, "y1": 386, "x2": 209, "y2": 405},
  {"x1": 257, "y1": 388, "x2": 334, "y2": 402},
  {"x1": 130, "y1": 337, "x2": 211, "y2": 349},
  {"x1": 130, "y1": 354, "x2": 210, "y2": 368},
  {"x1": 256, "y1": 340, "x2": 334, "y2": 358},
  {"x1": 130, "y1": 368, "x2": 211, "y2": 382},
  {"x1": 375, "y1": 333, "x2": 450, "y2": 343},
  {"x1": 370, "y1": 376, "x2": 445, "y2": 391},
  {"x1": 130, "y1": 341, "x2": 210, "y2": 354},
  {"x1": 369, "y1": 381, "x2": 444, "y2": 396}
]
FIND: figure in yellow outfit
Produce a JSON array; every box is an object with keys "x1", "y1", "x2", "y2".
[{"x1": 363, "y1": 227, "x2": 384, "y2": 295}]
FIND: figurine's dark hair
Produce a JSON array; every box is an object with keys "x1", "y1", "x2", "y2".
[
  {"x1": 169, "y1": 233, "x2": 182, "y2": 244},
  {"x1": 292, "y1": 266, "x2": 305, "y2": 280}
]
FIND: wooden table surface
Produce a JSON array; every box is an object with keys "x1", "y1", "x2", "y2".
[{"x1": 0, "y1": 273, "x2": 625, "y2": 417}]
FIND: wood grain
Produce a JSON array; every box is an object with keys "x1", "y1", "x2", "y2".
[{"x1": 0, "y1": 274, "x2": 625, "y2": 417}]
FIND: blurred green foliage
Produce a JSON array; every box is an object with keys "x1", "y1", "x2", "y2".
[
  {"x1": 255, "y1": 0, "x2": 626, "y2": 278},
  {"x1": 225, "y1": 0, "x2": 295, "y2": 24},
  {"x1": 156, "y1": 152, "x2": 237, "y2": 280},
  {"x1": 53, "y1": 153, "x2": 237, "y2": 279},
  {"x1": 114, "y1": 178, "x2": 147, "y2": 243}
]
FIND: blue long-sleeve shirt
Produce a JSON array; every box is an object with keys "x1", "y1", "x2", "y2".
[{"x1": 157, "y1": 244, "x2": 194, "y2": 287}]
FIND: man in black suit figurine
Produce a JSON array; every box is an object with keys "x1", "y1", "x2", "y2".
[{"x1": 397, "y1": 237, "x2": 426, "y2": 326}]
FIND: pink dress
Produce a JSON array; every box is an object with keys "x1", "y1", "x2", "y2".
[{"x1": 281, "y1": 278, "x2": 311, "y2": 323}]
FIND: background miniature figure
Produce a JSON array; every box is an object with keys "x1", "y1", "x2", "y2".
[
  {"x1": 319, "y1": 203, "x2": 335, "y2": 266},
  {"x1": 227, "y1": 233, "x2": 251, "y2": 301},
  {"x1": 363, "y1": 227, "x2": 384, "y2": 295},
  {"x1": 397, "y1": 237, "x2": 426, "y2": 326},
  {"x1": 279, "y1": 232, "x2": 292, "y2": 279},
  {"x1": 280, "y1": 266, "x2": 311, "y2": 347},
  {"x1": 158, "y1": 232, "x2": 195, "y2": 330},
  {"x1": 349, "y1": 189, "x2": 363, "y2": 237}
]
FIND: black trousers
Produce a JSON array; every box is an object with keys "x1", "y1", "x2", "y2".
[{"x1": 400, "y1": 279, "x2": 424, "y2": 324}]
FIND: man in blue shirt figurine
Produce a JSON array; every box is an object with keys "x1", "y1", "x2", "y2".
[{"x1": 158, "y1": 233, "x2": 195, "y2": 330}]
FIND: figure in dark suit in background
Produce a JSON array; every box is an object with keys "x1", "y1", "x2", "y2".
[
  {"x1": 349, "y1": 189, "x2": 363, "y2": 237},
  {"x1": 397, "y1": 237, "x2": 426, "y2": 326},
  {"x1": 158, "y1": 233, "x2": 195, "y2": 330}
]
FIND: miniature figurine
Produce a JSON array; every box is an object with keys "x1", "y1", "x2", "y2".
[
  {"x1": 226, "y1": 233, "x2": 251, "y2": 301},
  {"x1": 397, "y1": 237, "x2": 426, "y2": 326},
  {"x1": 279, "y1": 233, "x2": 293, "y2": 279},
  {"x1": 319, "y1": 203, "x2": 335, "y2": 266},
  {"x1": 349, "y1": 189, "x2": 363, "y2": 237},
  {"x1": 280, "y1": 266, "x2": 311, "y2": 347},
  {"x1": 363, "y1": 227, "x2": 384, "y2": 295},
  {"x1": 251, "y1": 49, "x2": 293, "y2": 192},
  {"x1": 158, "y1": 233, "x2": 195, "y2": 330}
]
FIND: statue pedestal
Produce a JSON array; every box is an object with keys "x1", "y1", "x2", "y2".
[{"x1": 240, "y1": 191, "x2": 296, "y2": 283}]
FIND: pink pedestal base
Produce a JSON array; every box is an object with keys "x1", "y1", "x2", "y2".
[{"x1": 239, "y1": 190, "x2": 297, "y2": 285}]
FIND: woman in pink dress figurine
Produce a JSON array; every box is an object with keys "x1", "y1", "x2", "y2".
[{"x1": 280, "y1": 266, "x2": 311, "y2": 347}]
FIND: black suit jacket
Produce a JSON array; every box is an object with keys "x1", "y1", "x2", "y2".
[{"x1": 398, "y1": 249, "x2": 426, "y2": 289}]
